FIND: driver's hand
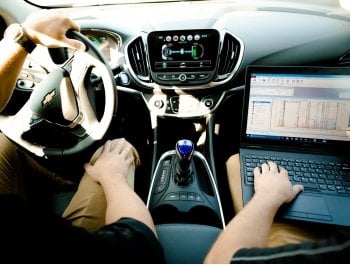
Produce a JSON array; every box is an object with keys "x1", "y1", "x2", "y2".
[
  {"x1": 84, "y1": 139, "x2": 140, "y2": 186},
  {"x1": 22, "y1": 9, "x2": 85, "y2": 50},
  {"x1": 253, "y1": 161, "x2": 304, "y2": 207}
]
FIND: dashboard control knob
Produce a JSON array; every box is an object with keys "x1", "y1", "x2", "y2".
[
  {"x1": 178, "y1": 74, "x2": 187, "y2": 82},
  {"x1": 117, "y1": 72, "x2": 130, "y2": 85}
]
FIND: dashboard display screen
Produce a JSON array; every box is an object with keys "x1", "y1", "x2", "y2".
[{"x1": 147, "y1": 29, "x2": 220, "y2": 73}]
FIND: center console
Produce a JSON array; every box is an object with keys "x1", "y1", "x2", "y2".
[
  {"x1": 146, "y1": 139, "x2": 224, "y2": 263},
  {"x1": 125, "y1": 27, "x2": 242, "y2": 263},
  {"x1": 147, "y1": 139, "x2": 224, "y2": 227}
]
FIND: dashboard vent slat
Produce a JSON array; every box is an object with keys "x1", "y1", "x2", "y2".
[
  {"x1": 338, "y1": 50, "x2": 350, "y2": 66},
  {"x1": 127, "y1": 36, "x2": 149, "y2": 81},
  {"x1": 217, "y1": 33, "x2": 241, "y2": 79}
]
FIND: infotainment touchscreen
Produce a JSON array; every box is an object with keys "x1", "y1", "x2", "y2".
[{"x1": 147, "y1": 29, "x2": 220, "y2": 73}]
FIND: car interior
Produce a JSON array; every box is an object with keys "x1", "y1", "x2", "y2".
[{"x1": 0, "y1": 0, "x2": 350, "y2": 263}]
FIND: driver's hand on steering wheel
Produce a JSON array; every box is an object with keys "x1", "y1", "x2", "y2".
[{"x1": 22, "y1": 9, "x2": 85, "y2": 50}]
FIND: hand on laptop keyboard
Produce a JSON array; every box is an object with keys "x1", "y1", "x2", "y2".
[
  {"x1": 254, "y1": 161, "x2": 304, "y2": 206},
  {"x1": 245, "y1": 155, "x2": 350, "y2": 196}
]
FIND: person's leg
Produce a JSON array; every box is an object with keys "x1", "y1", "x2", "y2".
[
  {"x1": 62, "y1": 138, "x2": 140, "y2": 232},
  {"x1": 0, "y1": 133, "x2": 76, "y2": 204},
  {"x1": 225, "y1": 154, "x2": 243, "y2": 214},
  {"x1": 226, "y1": 154, "x2": 331, "y2": 247},
  {"x1": 0, "y1": 133, "x2": 26, "y2": 198},
  {"x1": 62, "y1": 174, "x2": 106, "y2": 232},
  {"x1": 21, "y1": 151, "x2": 76, "y2": 191}
]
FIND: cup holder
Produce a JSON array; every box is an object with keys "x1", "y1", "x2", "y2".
[{"x1": 151, "y1": 204, "x2": 222, "y2": 228}]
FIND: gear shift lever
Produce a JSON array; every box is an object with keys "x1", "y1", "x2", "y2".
[{"x1": 175, "y1": 139, "x2": 194, "y2": 186}]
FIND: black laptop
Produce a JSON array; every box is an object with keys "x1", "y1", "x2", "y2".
[{"x1": 240, "y1": 65, "x2": 350, "y2": 227}]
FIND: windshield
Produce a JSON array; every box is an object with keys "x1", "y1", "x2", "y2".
[
  {"x1": 25, "y1": 0, "x2": 347, "y2": 9},
  {"x1": 27, "y1": 0, "x2": 194, "y2": 7}
]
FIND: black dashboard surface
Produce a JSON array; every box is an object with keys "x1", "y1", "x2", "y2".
[{"x1": 59, "y1": 0, "x2": 350, "y2": 92}]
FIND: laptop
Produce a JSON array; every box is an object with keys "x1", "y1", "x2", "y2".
[{"x1": 240, "y1": 65, "x2": 350, "y2": 227}]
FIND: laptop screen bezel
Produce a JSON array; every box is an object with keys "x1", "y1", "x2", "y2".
[{"x1": 240, "y1": 65, "x2": 350, "y2": 155}]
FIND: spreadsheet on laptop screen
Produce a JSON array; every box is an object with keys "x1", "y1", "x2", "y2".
[{"x1": 246, "y1": 73, "x2": 350, "y2": 143}]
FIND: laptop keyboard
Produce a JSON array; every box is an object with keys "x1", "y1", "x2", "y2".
[{"x1": 244, "y1": 155, "x2": 350, "y2": 196}]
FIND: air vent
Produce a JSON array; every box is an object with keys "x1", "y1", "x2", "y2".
[
  {"x1": 338, "y1": 50, "x2": 350, "y2": 66},
  {"x1": 217, "y1": 33, "x2": 241, "y2": 80},
  {"x1": 127, "y1": 36, "x2": 150, "y2": 81}
]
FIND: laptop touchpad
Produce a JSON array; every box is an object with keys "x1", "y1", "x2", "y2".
[{"x1": 283, "y1": 195, "x2": 332, "y2": 221}]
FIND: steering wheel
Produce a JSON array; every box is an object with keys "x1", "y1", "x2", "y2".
[{"x1": 0, "y1": 31, "x2": 117, "y2": 159}]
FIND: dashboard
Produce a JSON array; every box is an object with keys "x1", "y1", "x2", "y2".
[
  {"x1": 74, "y1": 26, "x2": 243, "y2": 90},
  {"x1": 2, "y1": 1, "x2": 350, "y2": 121},
  {"x1": 53, "y1": 1, "x2": 350, "y2": 119},
  {"x1": 59, "y1": 1, "x2": 350, "y2": 94}
]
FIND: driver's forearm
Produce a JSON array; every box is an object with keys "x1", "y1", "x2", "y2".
[
  {"x1": 0, "y1": 38, "x2": 28, "y2": 112},
  {"x1": 204, "y1": 194, "x2": 280, "y2": 263},
  {"x1": 101, "y1": 177, "x2": 157, "y2": 236}
]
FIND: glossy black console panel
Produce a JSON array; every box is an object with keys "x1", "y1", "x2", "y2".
[
  {"x1": 147, "y1": 150, "x2": 225, "y2": 228},
  {"x1": 156, "y1": 223, "x2": 222, "y2": 264}
]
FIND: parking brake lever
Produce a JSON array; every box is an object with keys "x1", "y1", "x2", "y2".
[{"x1": 174, "y1": 139, "x2": 194, "y2": 186}]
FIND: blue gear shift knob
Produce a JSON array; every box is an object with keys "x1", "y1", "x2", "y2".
[
  {"x1": 175, "y1": 139, "x2": 194, "y2": 186},
  {"x1": 176, "y1": 139, "x2": 194, "y2": 161}
]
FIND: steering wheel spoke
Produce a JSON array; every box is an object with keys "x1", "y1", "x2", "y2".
[{"x1": 69, "y1": 50, "x2": 115, "y2": 140}]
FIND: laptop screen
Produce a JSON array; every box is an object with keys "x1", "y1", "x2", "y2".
[{"x1": 241, "y1": 66, "x2": 350, "y2": 152}]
